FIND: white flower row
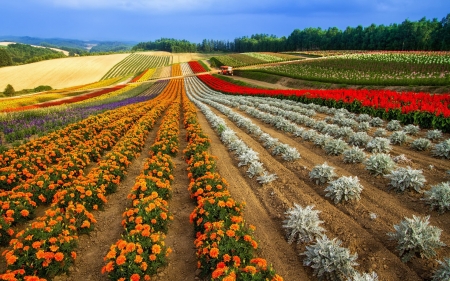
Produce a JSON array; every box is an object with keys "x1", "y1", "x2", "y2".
[
  {"x1": 180, "y1": 62, "x2": 194, "y2": 76},
  {"x1": 185, "y1": 77, "x2": 301, "y2": 162},
  {"x1": 184, "y1": 78, "x2": 277, "y2": 184}
]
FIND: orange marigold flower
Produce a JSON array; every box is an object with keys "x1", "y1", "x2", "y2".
[
  {"x1": 223, "y1": 254, "x2": 231, "y2": 262},
  {"x1": 49, "y1": 245, "x2": 59, "y2": 252},
  {"x1": 271, "y1": 274, "x2": 284, "y2": 281},
  {"x1": 209, "y1": 247, "x2": 219, "y2": 259},
  {"x1": 36, "y1": 250, "x2": 45, "y2": 259},
  {"x1": 226, "y1": 230, "x2": 235, "y2": 237},
  {"x1": 134, "y1": 255, "x2": 143, "y2": 264},
  {"x1": 130, "y1": 273, "x2": 140, "y2": 281},
  {"x1": 233, "y1": 256, "x2": 240, "y2": 267},
  {"x1": 250, "y1": 258, "x2": 267, "y2": 269},
  {"x1": 116, "y1": 255, "x2": 126, "y2": 266},
  {"x1": 20, "y1": 209, "x2": 29, "y2": 217},
  {"x1": 223, "y1": 272, "x2": 236, "y2": 281},
  {"x1": 149, "y1": 254, "x2": 156, "y2": 261},
  {"x1": 160, "y1": 212, "x2": 167, "y2": 220},
  {"x1": 6, "y1": 254, "x2": 17, "y2": 265},
  {"x1": 243, "y1": 266, "x2": 257, "y2": 274},
  {"x1": 152, "y1": 244, "x2": 161, "y2": 254},
  {"x1": 71, "y1": 251, "x2": 77, "y2": 260},
  {"x1": 55, "y1": 252, "x2": 64, "y2": 261},
  {"x1": 32, "y1": 241, "x2": 41, "y2": 249}
]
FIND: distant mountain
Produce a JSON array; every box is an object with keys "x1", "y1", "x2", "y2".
[{"x1": 0, "y1": 36, "x2": 137, "y2": 53}]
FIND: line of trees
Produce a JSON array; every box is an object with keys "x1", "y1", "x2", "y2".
[
  {"x1": 0, "y1": 43, "x2": 66, "y2": 66},
  {"x1": 133, "y1": 14, "x2": 450, "y2": 53}
]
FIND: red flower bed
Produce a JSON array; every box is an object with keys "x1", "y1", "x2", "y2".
[
  {"x1": 3, "y1": 85, "x2": 126, "y2": 113},
  {"x1": 188, "y1": 61, "x2": 207, "y2": 73}
]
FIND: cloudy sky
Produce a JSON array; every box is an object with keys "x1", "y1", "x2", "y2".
[{"x1": 1, "y1": 0, "x2": 449, "y2": 43}]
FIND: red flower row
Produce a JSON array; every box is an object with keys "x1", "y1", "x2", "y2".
[{"x1": 188, "y1": 61, "x2": 207, "y2": 74}]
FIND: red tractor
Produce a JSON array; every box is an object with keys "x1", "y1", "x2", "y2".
[{"x1": 219, "y1": 65, "x2": 233, "y2": 75}]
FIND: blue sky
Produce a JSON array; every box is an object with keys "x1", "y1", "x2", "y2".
[{"x1": 1, "y1": 0, "x2": 449, "y2": 43}]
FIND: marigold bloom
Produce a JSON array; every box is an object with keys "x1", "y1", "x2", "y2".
[
  {"x1": 226, "y1": 230, "x2": 235, "y2": 237},
  {"x1": 209, "y1": 247, "x2": 219, "y2": 258},
  {"x1": 152, "y1": 244, "x2": 161, "y2": 254},
  {"x1": 6, "y1": 254, "x2": 17, "y2": 265},
  {"x1": 116, "y1": 255, "x2": 126, "y2": 266},
  {"x1": 130, "y1": 274, "x2": 140, "y2": 281},
  {"x1": 36, "y1": 250, "x2": 45, "y2": 259},
  {"x1": 149, "y1": 254, "x2": 157, "y2": 261},
  {"x1": 20, "y1": 209, "x2": 29, "y2": 217},
  {"x1": 54, "y1": 252, "x2": 64, "y2": 262}
]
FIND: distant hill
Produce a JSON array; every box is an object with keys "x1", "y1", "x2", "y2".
[{"x1": 0, "y1": 36, "x2": 136, "y2": 53}]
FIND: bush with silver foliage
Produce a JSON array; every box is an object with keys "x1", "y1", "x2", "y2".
[
  {"x1": 302, "y1": 235, "x2": 358, "y2": 281},
  {"x1": 385, "y1": 166, "x2": 426, "y2": 193},
  {"x1": 349, "y1": 132, "x2": 372, "y2": 147},
  {"x1": 432, "y1": 257, "x2": 450, "y2": 281},
  {"x1": 387, "y1": 120, "x2": 402, "y2": 131},
  {"x1": 432, "y1": 139, "x2": 450, "y2": 159},
  {"x1": 369, "y1": 117, "x2": 384, "y2": 127},
  {"x1": 423, "y1": 182, "x2": 450, "y2": 214},
  {"x1": 388, "y1": 215, "x2": 445, "y2": 262},
  {"x1": 389, "y1": 131, "x2": 408, "y2": 145},
  {"x1": 309, "y1": 162, "x2": 337, "y2": 185},
  {"x1": 403, "y1": 124, "x2": 420, "y2": 136},
  {"x1": 325, "y1": 176, "x2": 364, "y2": 204},
  {"x1": 347, "y1": 272, "x2": 378, "y2": 281},
  {"x1": 283, "y1": 204, "x2": 325, "y2": 244},
  {"x1": 366, "y1": 137, "x2": 392, "y2": 153},
  {"x1": 426, "y1": 129, "x2": 443, "y2": 142},
  {"x1": 365, "y1": 153, "x2": 396, "y2": 176},
  {"x1": 410, "y1": 138, "x2": 432, "y2": 151},
  {"x1": 343, "y1": 146, "x2": 367, "y2": 164},
  {"x1": 373, "y1": 128, "x2": 387, "y2": 137},
  {"x1": 325, "y1": 139, "x2": 349, "y2": 156}
]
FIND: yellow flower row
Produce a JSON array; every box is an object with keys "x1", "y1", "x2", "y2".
[
  {"x1": 171, "y1": 63, "x2": 182, "y2": 77},
  {"x1": 71, "y1": 83, "x2": 139, "y2": 105},
  {"x1": 135, "y1": 68, "x2": 157, "y2": 83},
  {"x1": 0, "y1": 93, "x2": 67, "y2": 111},
  {"x1": 74, "y1": 77, "x2": 124, "y2": 91}
]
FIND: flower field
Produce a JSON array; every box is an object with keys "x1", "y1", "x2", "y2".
[
  {"x1": 257, "y1": 51, "x2": 450, "y2": 86},
  {"x1": 0, "y1": 56, "x2": 449, "y2": 281},
  {"x1": 210, "y1": 52, "x2": 301, "y2": 68},
  {"x1": 101, "y1": 54, "x2": 171, "y2": 80}
]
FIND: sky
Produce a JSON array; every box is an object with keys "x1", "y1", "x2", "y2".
[{"x1": 1, "y1": 0, "x2": 449, "y2": 43}]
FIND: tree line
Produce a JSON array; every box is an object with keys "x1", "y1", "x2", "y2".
[
  {"x1": 0, "y1": 43, "x2": 66, "y2": 67},
  {"x1": 133, "y1": 14, "x2": 450, "y2": 53}
]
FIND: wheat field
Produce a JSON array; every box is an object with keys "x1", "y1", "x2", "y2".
[{"x1": 0, "y1": 54, "x2": 129, "y2": 91}]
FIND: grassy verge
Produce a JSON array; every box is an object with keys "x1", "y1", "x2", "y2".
[
  {"x1": 198, "y1": 60, "x2": 211, "y2": 71},
  {"x1": 212, "y1": 74, "x2": 266, "y2": 89}
]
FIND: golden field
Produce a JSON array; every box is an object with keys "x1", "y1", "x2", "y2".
[{"x1": 0, "y1": 53, "x2": 129, "y2": 91}]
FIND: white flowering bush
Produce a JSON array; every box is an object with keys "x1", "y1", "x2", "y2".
[
  {"x1": 283, "y1": 204, "x2": 325, "y2": 244},
  {"x1": 325, "y1": 139, "x2": 349, "y2": 156},
  {"x1": 349, "y1": 132, "x2": 372, "y2": 147},
  {"x1": 432, "y1": 139, "x2": 450, "y2": 159},
  {"x1": 389, "y1": 131, "x2": 408, "y2": 145},
  {"x1": 432, "y1": 258, "x2": 450, "y2": 281},
  {"x1": 423, "y1": 182, "x2": 450, "y2": 214},
  {"x1": 309, "y1": 162, "x2": 337, "y2": 185},
  {"x1": 366, "y1": 137, "x2": 392, "y2": 153},
  {"x1": 387, "y1": 120, "x2": 402, "y2": 131},
  {"x1": 347, "y1": 272, "x2": 378, "y2": 281},
  {"x1": 343, "y1": 147, "x2": 367, "y2": 164},
  {"x1": 365, "y1": 153, "x2": 396, "y2": 176},
  {"x1": 426, "y1": 129, "x2": 443, "y2": 142},
  {"x1": 385, "y1": 167, "x2": 426, "y2": 193},
  {"x1": 302, "y1": 235, "x2": 358, "y2": 281},
  {"x1": 403, "y1": 124, "x2": 420, "y2": 136},
  {"x1": 388, "y1": 215, "x2": 446, "y2": 262},
  {"x1": 325, "y1": 176, "x2": 364, "y2": 204},
  {"x1": 410, "y1": 138, "x2": 432, "y2": 151}
]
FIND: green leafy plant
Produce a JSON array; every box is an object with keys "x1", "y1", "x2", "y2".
[
  {"x1": 388, "y1": 215, "x2": 446, "y2": 262},
  {"x1": 309, "y1": 162, "x2": 337, "y2": 185},
  {"x1": 283, "y1": 204, "x2": 325, "y2": 244},
  {"x1": 385, "y1": 167, "x2": 426, "y2": 193},
  {"x1": 423, "y1": 182, "x2": 450, "y2": 214},
  {"x1": 365, "y1": 153, "x2": 396, "y2": 176},
  {"x1": 302, "y1": 235, "x2": 358, "y2": 281},
  {"x1": 325, "y1": 176, "x2": 364, "y2": 204}
]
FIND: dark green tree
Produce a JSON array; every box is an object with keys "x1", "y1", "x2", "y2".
[
  {"x1": 4, "y1": 84, "x2": 15, "y2": 97},
  {"x1": 0, "y1": 49, "x2": 13, "y2": 67}
]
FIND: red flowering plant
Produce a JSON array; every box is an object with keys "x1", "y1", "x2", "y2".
[
  {"x1": 188, "y1": 172, "x2": 229, "y2": 200},
  {"x1": 142, "y1": 153, "x2": 175, "y2": 184},
  {"x1": 211, "y1": 258, "x2": 284, "y2": 281},
  {"x1": 186, "y1": 152, "x2": 217, "y2": 180},
  {"x1": 122, "y1": 196, "x2": 172, "y2": 234},
  {"x1": 128, "y1": 176, "x2": 171, "y2": 201},
  {"x1": 4, "y1": 206, "x2": 78, "y2": 278},
  {"x1": 102, "y1": 232, "x2": 171, "y2": 281}
]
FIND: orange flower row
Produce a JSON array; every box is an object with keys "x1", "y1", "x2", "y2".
[
  {"x1": 102, "y1": 79, "x2": 182, "y2": 280},
  {"x1": 0, "y1": 84, "x2": 176, "y2": 280},
  {"x1": 181, "y1": 88, "x2": 284, "y2": 281}
]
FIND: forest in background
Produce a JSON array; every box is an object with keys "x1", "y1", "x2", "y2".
[{"x1": 133, "y1": 14, "x2": 450, "y2": 53}]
